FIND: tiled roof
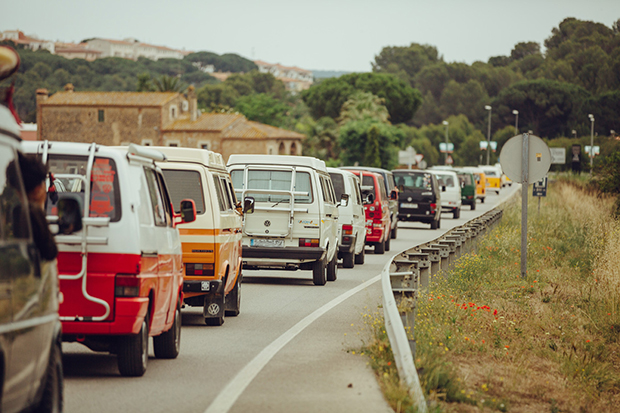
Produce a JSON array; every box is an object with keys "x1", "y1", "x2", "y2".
[
  {"x1": 164, "y1": 113, "x2": 244, "y2": 132},
  {"x1": 42, "y1": 91, "x2": 179, "y2": 107},
  {"x1": 223, "y1": 119, "x2": 305, "y2": 140}
]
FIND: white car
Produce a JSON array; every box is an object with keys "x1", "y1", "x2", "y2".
[
  {"x1": 328, "y1": 168, "x2": 366, "y2": 268},
  {"x1": 428, "y1": 170, "x2": 462, "y2": 218}
]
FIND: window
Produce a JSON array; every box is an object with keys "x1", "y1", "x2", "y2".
[
  {"x1": 98, "y1": 109, "x2": 104, "y2": 122},
  {"x1": 231, "y1": 169, "x2": 312, "y2": 203},
  {"x1": 213, "y1": 175, "x2": 229, "y2": 211},
  {"x1": 167, "y1": 142, "x2": 179, "y2": 147},
  {"x1": 170, "y1": 105, "x2": 177, "y2": 119},
  {"x1": 199, "y1": 142, "x2": 210, "y2": 150},
  {"x1": 278, "y1": 142, "x2": 285, "y2": 155},
  {"x1": 319, "y1": 176, "x2": 334, "y2": 204},
  {"x1": 161, "y1": 169, "x2": 205, "y2": 214},
  {"x1": 156, "y1": 172, "x2": 173, "y2": 227},
  {"x1": 144, "y1": 167, "x2": 167, "y2": 226},
  {"x1": 329, "y1": 173, "x2": 345, "y2": 200},
  {"x1": 394, "y1": 173, "x2": 433, "y2": 191},
  {"x1": 141, "y1": 139, "x2": 153, "y2": 146},
  {"x1": 361, "y1": 174, "x2": 376, "y2": 198},
  {"x1": 290, "y1": 142, "x2": 297, "y2": 155},
  {"x1": 0, "y1": 144, "x2": 30, "y2": 240}
]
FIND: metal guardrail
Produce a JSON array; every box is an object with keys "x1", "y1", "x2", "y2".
[{"x1": 381, "y1": 207, "x2": 505, "y2": 412}]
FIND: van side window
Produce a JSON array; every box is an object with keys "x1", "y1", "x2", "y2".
[
  {"x1": 327, "y1": 178, "x2": 336, "y2": 204},
  {"x1": 218, "y1": 176, "x2": 234, "y2": 211},
  {"x1": 319, "y1": 176, "x2": 330, "y2": 203},
  {"x1": 156, "y1": 172, "x2": 174, "y2": 227},
  {"x1": 144, "y1": 167, "x2": 167, "y2": 226},
  {"x1": 378, "y1": 178, "x2": 387, "y2": 200},
  {"x1": 0, "y1": 145, "x2": 31, "y2": 240},
  {"x1": 225, "y1": 178, "x2": 237, "y2": 205},
  {"x1": 161, "y1": 169, "x2": 205, "y2": 215},
  {"x1": 361, "y1": 174, "x2": 376, "y2": 198},
  {"x1": 353, "y1": 179, "x2": 362, "y2": 205},
  {"x1": 213, "y1": 175, "x2": 229, "y2": 211}
]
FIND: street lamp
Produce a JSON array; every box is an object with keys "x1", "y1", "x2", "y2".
[
  {"x1": 588, "y1": 114, "x2": 595, "y2": 171},
  {"x1": 485, "y1": 105, "x2": 492, "y2": 165},
  {"x1": 512, "y1": 109, "x2": 519, "y2": 134},
  {"x1": 442, "y1": 120, "x2": 449, "y2": 164}
]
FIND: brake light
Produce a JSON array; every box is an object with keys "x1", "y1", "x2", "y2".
[
  {"x1": 342, "y1": 225, "x2": 353, "y2": 235},
  {"x1": 299, "y1": 238, "x2": 319, "y2": 247},
  {"x1": 430, "y1": 203, "x2": 437, "y2": 212},
  {"x1": 185, "y1": 263, "x2": 215, "y2": 276},
  {"x1": 115, "y1": 274, "x2": 140, "y2": 297}
]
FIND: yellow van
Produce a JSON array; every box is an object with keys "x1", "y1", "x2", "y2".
[
  {"x1": 479, "y1": 166, "x2": 501, "y2": 194},
  {"x1": 156, "y1": 147, "x2": 243, "y2": 326},
  {"x1": 463, "y1": 167, "x2": 487, "y2": 204}
]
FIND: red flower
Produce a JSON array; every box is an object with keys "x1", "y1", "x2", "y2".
[{"x1": 493, "y1": 309, "x2": 498, "y2": 316}]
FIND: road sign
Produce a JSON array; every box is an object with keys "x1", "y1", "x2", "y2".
[
  {"x1": 479, "y1": 141, "x2": 497, "y2": 152},
  {"x1": 418, "y1": 160, "x2": 427, "y2": 169},
  {"x1": 549, "y1": 148, "x2": 566, "y2": 164},
  {"x1": 439, "y1": 142, "x2": 454, "y2": 153},
  {"x1": 446, "y1": 155, "x2": 453, "y2": 165},
  {"x1": 585, "y1": 145, "x2": 600, "y2": 156},
  {"x1": 415, "y1": 154, "x2": 424, "y2": 163},
  {"x1": 398, "y1": 146, "x2": 416, "y2": 166},
  {"x1": 499, "y1": 134, "x2": 551, "y2": 184},
  {"x1": 532, "y1": 176, "x2": 547, "y2": 197}
]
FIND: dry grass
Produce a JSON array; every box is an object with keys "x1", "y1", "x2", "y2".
[{"x1": 363, "y1": 179, "x2": 620, "y2": 412}]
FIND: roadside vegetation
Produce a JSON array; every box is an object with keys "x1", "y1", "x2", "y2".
[{"x1": 362, "y1": 177, "x2": 620, "y2": 412}]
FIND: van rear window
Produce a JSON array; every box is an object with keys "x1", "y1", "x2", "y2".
[
  {"x1": 162, "y1": 169, "x2": 205, "y2": 214},
  {"x1": 394, "y1": 173, "x2": 432, "y2": 191},
  {"x1": 361, "y1": 174, "x2": 376, "y2": 198},
  {"x1": 435, "y1": 173, "x2": 456, "y2": 187},
  {"x1": 230, "y1": 169, "x2": 312, "y2": 204},
  {"x1": 46, "y1": 155, "x2": 121, "y2": 222}
]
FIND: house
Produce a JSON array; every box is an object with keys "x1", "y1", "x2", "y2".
[
  {"x1": 54, "y1": 42, "x2": 102, "y2": 61},
  {"x1": 36, "y1": 85, "x2": 304, "y2": 160},
  {"x1": 85, "y1": 38, "x2": 188, "y2": 60},
  {"x1": 254, "y1": 60, "x2": 313, "y2": 92},
  {"x1": 0, "y1": 30, "x2": 55, "y2": 53}
]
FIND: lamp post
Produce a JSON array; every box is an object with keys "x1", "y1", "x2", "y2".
[
  {"x1": 588, "y1": 114, "x2": 595, "y2": 172},
  {"x1": 442, "y1": 120, "x2": 449, "y2": 164},
  {"x1": 485, "y1": 105, "x2": 492, "y2": 165},
  {"x1": 512, "y1": 109, "x2": 519, "y2": 134}
]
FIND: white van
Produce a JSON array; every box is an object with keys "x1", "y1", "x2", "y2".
[
  {"x1": 228, "y1": 155, "x2": 340, "y2": 285},
  {"x1": 22, "y1": 141, "x2": 195, "y2": 376},
  {"x1": 428, "y1": 169, "x2": 462, "y2": 219},
  {"x1": 327, "y1": 168, "x2": 366, "y2": 268},
  {"x1": 154, "y1": 147, "x2": 243, "y2": 326}
]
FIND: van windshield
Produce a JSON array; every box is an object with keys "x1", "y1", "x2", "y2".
[
  {"x1": 360, "y1": 174, "x2": 375, "y2": 198},
  {"x1": 161, "y1": 169, "x2": 205, "y2": 214},
  {"x1": 230, "y1": 169, "x2": 312, "y2": 204},
  {"x1": 435, "y1": 173, "x2": 456, "y2": 188},
  {"x1": 458, "y1": 173, "x2": 473, "y2": 186},
  {"x1": 46, "y1": 155, "x2": 121, "y2": 222},
  {"x1": 329, "y1": 173, "x2": 345, "y2": 200},
  {"x1": 394, "y1": 173, "x2": 432, "y2": 191}
]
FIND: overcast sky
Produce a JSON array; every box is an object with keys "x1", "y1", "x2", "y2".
[{"x1": 2, "y1": 0, "x2": 619, "y2": 72}]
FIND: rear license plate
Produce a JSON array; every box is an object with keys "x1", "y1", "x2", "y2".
[
  {"x1": 201, "y1": 281, "x2": 210, "y2": 291},
  {"x1": 401, "y1": 203, "x2": 418, "y2": 209},
  {"x1": 251, "y1": 238, "x2": 285, "y2": 247}
]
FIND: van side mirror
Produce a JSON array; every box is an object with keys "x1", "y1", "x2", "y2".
[
  {"x1": 390, "y1": 189, "x2": 398, "y2": 200},
  {"x1": 244, "y1": 197, "x2": 255, "y2": 214},
  {"x1": 57, "y1": 197, "x2": 83, "y2": 235},
  {"x1": 180, "y1": 199, "x2": 196, "y2": 223},
  {"x1": 338, "y1": 194, "x2": 349, "y2": 207},
  {"x1": 364, "y1": 193, "x2": 375, "y2": 204}
]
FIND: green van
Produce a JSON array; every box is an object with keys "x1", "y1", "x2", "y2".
[{"x1": 455, "y1": 170, "x2": 476, "y2": 210}]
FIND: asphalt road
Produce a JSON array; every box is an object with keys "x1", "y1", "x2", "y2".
[{"x1": 61, "y1": 186, "x2": 518, "y2": 413}]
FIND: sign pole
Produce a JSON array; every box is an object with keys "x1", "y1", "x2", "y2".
[{"x1": 521, "y1": 133, "x2": 529, "y2": 279}]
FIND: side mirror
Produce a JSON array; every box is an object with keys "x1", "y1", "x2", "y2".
[
  {"x1": 180, "y1": 199, "x2": 196, "y2": 223},
  {"x1": 243, "y1": 197, "x2": 255, "y2": 214},
  {"x1": 364, "y1": 193, "x2": 375, "y2": 204},
  {"x1": 57, "y1": 197, "x2": 83, "y2": 235},
  {"x1": 390, "y1": 189, "x2": 398, "y2": 200},
  {"x1": 339, "y1": 194, "x2": 349, "y2": 207}
]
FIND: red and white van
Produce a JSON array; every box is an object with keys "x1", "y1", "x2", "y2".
[{"x1": 22, "y1": 141, "x2": 195, "y2": 377}]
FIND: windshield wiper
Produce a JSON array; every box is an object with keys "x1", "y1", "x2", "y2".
[{"x1": 271, "y1": 198, "x2": 289, "y2": 208}]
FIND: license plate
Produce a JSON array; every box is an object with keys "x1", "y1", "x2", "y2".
[
  {"x1": 251, "y1": 238, "x2": 285, "y2": 247},
  {"x1": 401, "y1": 203, "x2": 418, "y2": 209},
  {"x1": 201, "y1": 281, "x2": 210, "y2": 291}
]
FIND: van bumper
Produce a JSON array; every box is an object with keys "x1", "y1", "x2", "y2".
[
  {"x1": 183, "y1": 279, "x2": 223, "y2": 294},
  {"x1": 242, "y1": 246, "x2": 325, "y2": 261}
]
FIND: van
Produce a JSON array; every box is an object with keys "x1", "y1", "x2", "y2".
[
  {"x1": 463, "y1": 167, "x2": 487, "y2": 204},
  {"x1": 428, "y1": 170, "x2": 462, "y2": 218},
  {"x1": 341, "y1": 166, "x2": 399, "y2": 239},
  {"x1": 327, "y1": 168, "x2": 366, "y2": 268},
  {"x1": 155, "y1": 147, "x2": 243, "y2": 326},
  {"x1": 479, "y1": 165, "x2": 501, "y2": 194},
  {"x1": 347, "y1": 170, "x2": 391, "y2": 253},
  {"x1": 393, "y1": 169, "x2": 442, "y2": 229},
  {"x1": 228, "y1": 155, "x2": 340, "y2": 286},
  {"x1": 22, "y1": 141, "x2": 196, "y2": 377},
  {"x1": 454, "y1": 169, "x2": 477, "y2": 210}
]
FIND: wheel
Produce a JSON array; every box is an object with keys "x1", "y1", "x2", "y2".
[
  {"x1": 384, "y1": 234, "x2": 391, "y2": 251},
  {"x1": 153, "y1": 301, "x2": 181, "y2": 359},
  {"x1": 312, "y1": 257, "x2": 326, "y2": 285},
  {"x1": 430, "y1": 219, "x2": 438, "y2": 229},
  {"x1": 471, "y1": 202, "x2": 476, "y2": 211},
  {"x1": 326, "y1": 253, "x2": 338, "y2": 282},
  {"x1": 390, "y1": 222, "x2": 397, "y2": 239},
  {"x1": 118, "y1": 312, "x2": 149, "y2": 377},
  {"x1": 374, "y1": 240, "x2": 385, "y2": 254},
  {"x1": 438, "y1": 218, "x2": 441, "y2": 229},
  {"x1": 36, "y1": 341, "x2": 63, "y2": 413},
  {"x1": 355, "y1": 246, "x2": 365, "y2": 265},
  {"x1": 453, "y1": 208, "x2": 460, "y2": 219},
  {"x1": 342, "y1": 251, "x2": 355, "y2": 269},
  {"x1": 225, "y1": 275, "x2": 241, "y2": 317},
  {"x1": 481, "y1": 197, "x2": 485, "y2": 204}
]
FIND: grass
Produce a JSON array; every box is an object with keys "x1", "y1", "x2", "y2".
[{"x1": 361, "y1": 178, "x2": 620, "y2": 412}]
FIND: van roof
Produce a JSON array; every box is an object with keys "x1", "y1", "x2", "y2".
[
  {"x1": 327, "y1": 167, "x2": 356, "y2": 178},
  {"x1": 152, "y1": 146, "x2": 226, "y2": 171},
  {"x1": 341, "y1": 166, "x2": 392, "y2": 176},
  {"x1": 227, "y1": 154, "x2": 327, "y2": 172}
]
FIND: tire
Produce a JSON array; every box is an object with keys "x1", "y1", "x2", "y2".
[
  {"x1": 390, "y1": 222, "x2": 397, "y2": 239},
  {"x1": 225, "y1": 276, "x2": 241, "y2": 317},
  {"x1": 355, "y1": 246, "x2": 365, "y2": 265},
  {"x1": 35, "y1": 342, "x2": 63, "y2": 413},
  {"x1": 471, "y1": 202, "x2": 476, "y2": 211},
  {"x1": 384, "y1": 234, "x2": 391, "y2": 251},
  {"x1": 326, "y1": 253, "x2": 338, "y2": 282},
  {"x1": 312, "y1": 257, "x2": 326, "y2": 286},
  {"x1": 430, "y1": 219, "x2": 438, "y2": 230},
  {"x1": 153, "y1": 301, "x2": 181, "y2": 359},
  {"x1": 205, "y1": 316, "x2": 224, "y2": 326},
  {"x1": 453, "y1": 208, "x2": 460, "y2": 219},
  {"x1": 342, "y1": 251, "x2": 355, "y2": 269},
  {"x1": 118, "y1": 313, "x2": 149, "y2": 377},
  {"x1": 438, "y1": 218, "x2": 441, "y2": 229},
  {"x1": 481, "y1": 197, "x2": 485, "y2": 204},
  {"x1": 374, "y1": 240, "x2": 385, "y2": 254}
]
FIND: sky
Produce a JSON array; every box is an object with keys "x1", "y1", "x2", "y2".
[{"x1": 2, "y1": 0, "x2": 620, "y2": 72}]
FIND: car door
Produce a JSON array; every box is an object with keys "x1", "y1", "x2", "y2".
[{"x1": 319, "y1": 174, "x2": 338, "y2": 260}]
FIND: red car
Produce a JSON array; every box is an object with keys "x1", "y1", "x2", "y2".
[{"x1": 347, "y1": 170, "x2": 391, "y2": 254}]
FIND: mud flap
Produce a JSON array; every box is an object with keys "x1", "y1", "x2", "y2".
[{"x1": 203, "y1": 293, "x2": 225, "y2": 319}]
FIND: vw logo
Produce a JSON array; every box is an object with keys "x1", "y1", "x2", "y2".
[{"x1": 264, "y1": 220, "x2": 271, "y2": 227}]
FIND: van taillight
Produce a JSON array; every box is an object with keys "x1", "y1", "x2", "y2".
[
  {"x1": 430, "y1": 203, "x2": 437, "y2": 212},
  {"x1": 186, "y1": 263, "x2": 215, "y2": 276},
  {"x1": 342, "y1": 225, "x2": 353, "y2": 235},
  {"x1": 299, "y1": 238, "x2": 319, "y2": 247},
  {"x1": 115, "y1": 275, "x2": 140, "y2": 297}
]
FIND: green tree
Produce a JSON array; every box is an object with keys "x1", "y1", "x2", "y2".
[
  {"x1": 338, "y1": 120, "x2": 402, "y2": 169},
  {"x1": 364, "y1": 125, "x2": 382, "y2": 167},
  {"x1": 152, "y1": 75, "x2": 185, "y2": 92},
  {"x1": 338, "y1": 91, "x2": 389, "y2": 125},
  {"x1": 234, "y1": 93, "x2": 289, "y2": 126},
  {"x1": 372, "y1": 43, "x2": 441, "y2": 85},
  {"x1": 136, "y1": 73, "x2": 154, "y2": 91},
  {"x1": 593, "y1": 151, "x2": 620, "y2": 216}
]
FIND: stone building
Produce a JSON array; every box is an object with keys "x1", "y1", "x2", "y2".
[{"x1": 36, "y1": 85, "x2": 304, "y2": 160}]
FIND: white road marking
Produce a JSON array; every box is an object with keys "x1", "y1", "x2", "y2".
[{"x1": 204, "y1": 274, "x2": 381, "y2": 413}]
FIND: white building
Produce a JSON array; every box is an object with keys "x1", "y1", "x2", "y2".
[
  {"x1": 0, "y1": 30, "x2": 55, "y2": 53},
  {"x1": 85, "y1": 38, "x2": 188, "y2": 60},
  {"x1": 254, "y1": 60, "x2": 313, "y2": 92}
]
